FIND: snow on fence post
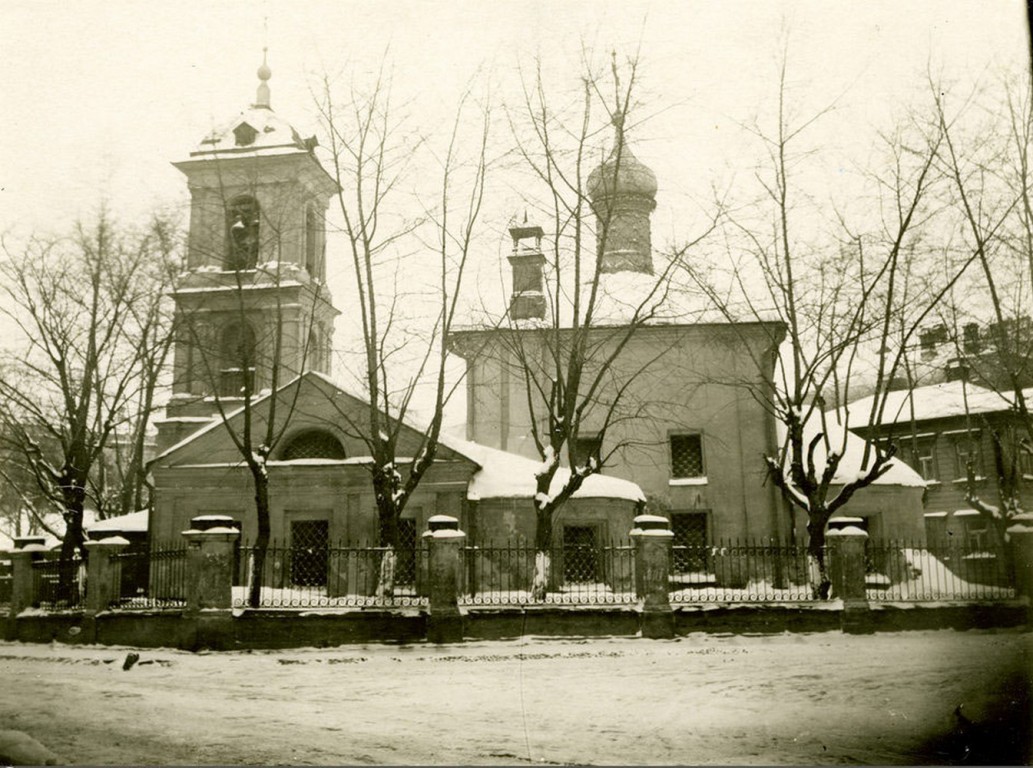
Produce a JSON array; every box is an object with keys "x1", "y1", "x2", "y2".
[
  {"x1": 5, "y1": 539, "x2": 47, "y2": 639},
  {"x1": 1006, "y1": 514, "x2": 1033, "y2": 599},
  {"x1": 827, "y1": 525, "x2": 870, "y2": 633},
  {"x1": 424, "y1": 515, "x2": 465, "y2": 643},
  {"x1": 182, "y1": 516, "x2": 240, "y2": 614},
  {"x1": 631, "y1": 515, "x2": 674, "y2": 639},
  {"x1": 84, "y1": 536, "x2": 130, "y2": 615}
]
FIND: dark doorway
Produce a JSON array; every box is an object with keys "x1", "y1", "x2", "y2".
[
  {"x1": 290, "y1": 519, "x2": 329, "y2": 587},
  {"x1": 563, "y1": 525, "x2": 598, "y2": 583}
]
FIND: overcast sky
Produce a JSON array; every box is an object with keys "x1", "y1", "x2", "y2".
[
  {"x1": 1, "y1": 1, "x2": 1029, "y2": 418},
  {"x1": 3, "y1": 1, "x2": 1027, "y2": 238}
]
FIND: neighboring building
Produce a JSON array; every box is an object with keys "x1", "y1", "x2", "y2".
[
  {"x1": 847, "y1": 379, "x2": 1033, "y2": 547},
  {"x1": 912, "y1": 316, "x2": 1033, "y2": 392},
  {"x1": 448, "y1": 125, "x2": 925, "y2": 547}
]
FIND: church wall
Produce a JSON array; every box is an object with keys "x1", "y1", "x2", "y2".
[
  {"x1": 151, "y1": 462, "x2": 471, "y2": 547},
  {"x1": 457, "y1": 323, "x2": 785, "y2": 542}
]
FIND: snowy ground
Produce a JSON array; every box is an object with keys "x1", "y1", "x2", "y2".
[{"x1": 0, "y1": 629, "x2": 1029, "y2": 765}]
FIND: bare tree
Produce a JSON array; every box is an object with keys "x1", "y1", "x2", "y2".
[
  {"x1": 933, "y1": 72, "x2": 1033, "y2": 539},
  {"x1": 683, "y1": 57, "x2": 982, "y2": 597},
  {"x1": 313, "y1": 67, "x2": 490, "y2": 597},
  {"x1": 0, "y1": 211, "x2": 178, "y2": 595},
  {"x1": 473, "y1": 52, "x2": 722, "y2": 600}
]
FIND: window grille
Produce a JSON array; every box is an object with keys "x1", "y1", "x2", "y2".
[
  {"x1": 281, "y1": 430, "x2": 346, "y2": 460},
  {"x1": 670, "y1": 434, "x2": 704, "y2": 478}
]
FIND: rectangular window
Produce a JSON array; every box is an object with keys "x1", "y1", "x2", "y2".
[
  {"x1": 903, "y1": 437, "x2": 937, "y2": 481},
  {"x1": 1019, "y1": 448, "x2": 1033, "y2": 477},
  {"x1": 573, "y1": 435, "x2": 602, "y2": 467},
  {"x1": 953, "y1": 434, "x2": 983, "y2": 479},
  {"x1": 670, "y1": 434, "x2": 705, "y2": 479}
]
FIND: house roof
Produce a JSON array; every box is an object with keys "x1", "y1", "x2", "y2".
[
  {"x1": 846, "y1": 380, "x2": 1029, "y2": 427},
  {"x1": 86, "y1": 510, "x2": 149, "y2": 534}
]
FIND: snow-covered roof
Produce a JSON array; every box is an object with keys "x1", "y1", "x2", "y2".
[
  {"x1": 86, "y1": 509, "x2": 149, "y2": 534},
  {"x1": 457, "y1": 439, "x2": 645, "y2": 502},
  {"x1": 775, "y1": 418, "x2": 926, "y2": 488},
  {"x1": 186, "y1": 105, "x2": 314, "y2": 159},
  {"x1": 846, "y1": 380, "x2": 1028, "y2": 427}
]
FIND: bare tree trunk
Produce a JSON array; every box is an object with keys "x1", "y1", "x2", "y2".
[
  {"x1": 806, "y1": 518, "x2": 832, "y2": 600},
  {"x1": 57, "y1": 481, "x2": 87, "y2": 603},
  {"x1": 531, "y1": 504, "x2": 554, "y2": 601},
  {"x1": 247, "y1": 471, "x2": 271, "y2": 608},
  {"x1": 376, "y1": 502, "x2": 398, "y2": 599}
]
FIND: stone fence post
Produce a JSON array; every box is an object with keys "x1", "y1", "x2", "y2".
[
  {"x1": 182, "y1": 517, "x2": 240, "y2": 612},
  {"x1": 424, "y1": 514, "x2": 465, "y2": 643},
  {"x1": 84, "y1": 536, "x2": 130, "y2": 615},
  {"x1": 827, "y1": 526, "x2": 870, "y2": 633},
  {"x1": 631, "y1": 514, "x2": 674, "y2": 639},
  {"x1": 1006, "y1": 513, "x2": 1033, "y2": 598},
  {"x1": 6, "y1": 539, "x2": 48, "y2": 628}
]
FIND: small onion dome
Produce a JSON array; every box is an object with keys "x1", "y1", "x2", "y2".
[
  {"x1": 587, "y1": 141, "x2": 657, "y2": 201},
  {"x1": 257, "y1": 47, "x2": 272, "y2": 81}
]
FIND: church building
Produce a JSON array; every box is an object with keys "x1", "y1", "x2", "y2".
[{"x1": 142, "y1": 57, "x2": 645, "y2": 590}]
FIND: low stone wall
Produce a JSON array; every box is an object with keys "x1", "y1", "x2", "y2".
[{"x1": 6, "y1": 599, "x2": 1028, "y2": 650}]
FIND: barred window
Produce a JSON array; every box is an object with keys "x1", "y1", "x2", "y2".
[
  {"x1": 670, "y1": 434, "x2": 704, "y2": 478},
  {"x1": 953, "y1": 434, "x2": 983, "y2": 479},
  {"x1": 281, "y1": 430, "x2": 346, "y2": 461}
]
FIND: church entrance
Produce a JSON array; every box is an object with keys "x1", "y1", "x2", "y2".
[{"x1": 289, "y1": 519, "x2": 329, "y2": 587}]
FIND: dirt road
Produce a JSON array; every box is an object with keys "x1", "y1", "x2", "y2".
[{"x1": 0, "y1": 629, "x2": 1029, "y2": 765}]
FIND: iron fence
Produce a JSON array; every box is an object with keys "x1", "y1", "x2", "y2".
[
  {"x1": 460, "y1": 541, "x2": 636, "y2": 605},
  {"x1": 669, "y1": 540, "x2": 819, "y2": 602},
  {"x1": 864, "y1": 539, "x2": 1016, "y2": 601},
  {"x1": 0, "y1": 560, "x2": 10, "y2": 609},
  {"x1": 232, "y1": 542, "x2": 429, "y2": 608},
  {"x1": 110, "y1": 543, "x2": 189, "y2": 609},
  {"x1": 31, "y1": 556, "x2": 85, "y2": 609}
]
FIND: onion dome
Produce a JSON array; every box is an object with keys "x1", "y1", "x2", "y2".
[{"x1": 587, "y1": 113, "x2": 657, "y2": 202}]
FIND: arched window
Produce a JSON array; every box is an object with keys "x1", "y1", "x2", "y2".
[
  {"x1": 304, "y1": 205, "x2": 319, "y2": 277},
  {"x1": 226, "y1": 196, "x2": 260, "y2": 270},
  {"x1": 219, "y1": 321, "x2": 257, "y2": 396},
  {"x1": 280, "y1": 430, "x2": 347, "y2": 461}
]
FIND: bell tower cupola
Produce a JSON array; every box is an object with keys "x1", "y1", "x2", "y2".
[{"x1": 158, "y1": 52, "x2": 340, "y2": 450}]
